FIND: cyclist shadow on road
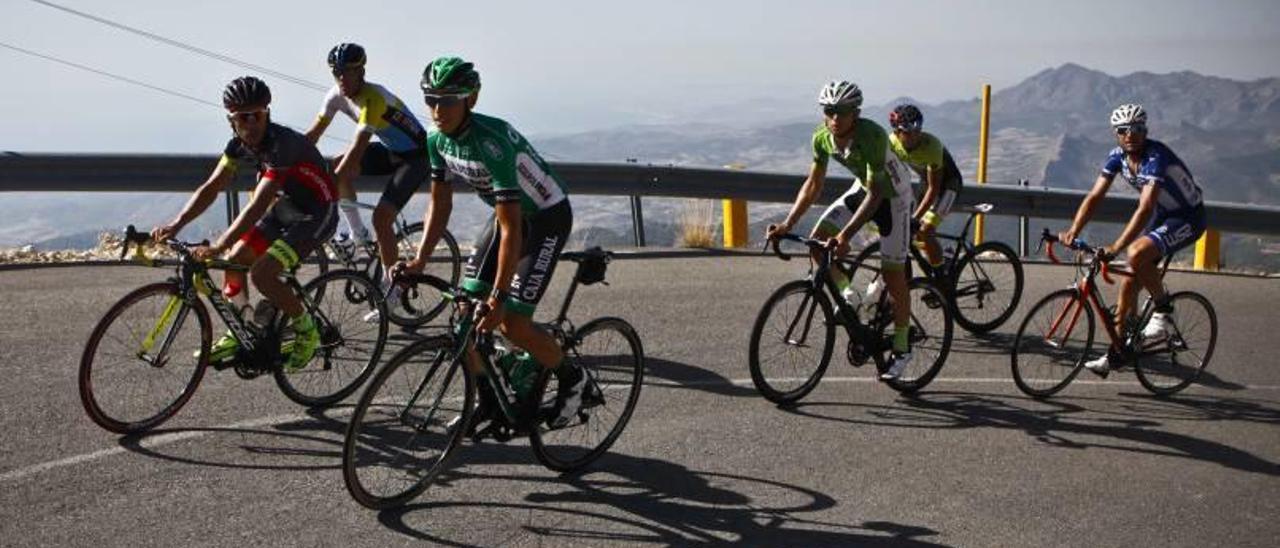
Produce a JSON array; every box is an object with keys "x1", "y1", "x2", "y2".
[
  {"x1": 779, "y1": 391, "x2": 1280, "y2": 476},
  {"x1": 376, "y1": 443, "x2": 953, "y2": 547},
  {"x1": 642, "y1": 357, "x2": 759, "y2": 398}
]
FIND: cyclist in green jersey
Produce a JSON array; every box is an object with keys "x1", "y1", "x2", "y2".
[
  {"x1": 401, "y1": 56, "x2": 584, "y2": 428},
  {"x1": 887, "y1": 104, "x2": 964, "y2": 268},
  {"x1": 766, "y1": 81, "x2": 917, "y2": 380}
]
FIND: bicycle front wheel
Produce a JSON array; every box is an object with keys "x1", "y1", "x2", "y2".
[
  {"x1": 748, "y1": 280, "x2": 835, "y2": 404},
  {"x1": 79, "y1": 282, "x2": 211, "y2": 434},
  {"x1": 386, "y1": 223, "x2": 462, "y2": 328},
  {"x1": 951, "y1": 241, "x2": 1024, "y2": 333},
  {"x1": 342, "y1": 337, "x2": 473, "y2": 509},
  {"x1": 1135, "y1": 291, "x2": 1217, "y2": 396},
  {"x1": 883, "y1": 277, "x2": 954, "y2": 394},
  {"x1": 1011, "y1": 288, "x2": 1095, "y2": 398},
  {"x1": 274, "y1": 270, "x2": 387, "y2": 407},
  {"x1": 529, "y1": 317, "x2": 644, "y2": 472}
]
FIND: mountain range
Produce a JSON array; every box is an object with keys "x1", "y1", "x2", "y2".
[{"x1": 4, "y1": 63, "x2": 1278, "y2": 269}]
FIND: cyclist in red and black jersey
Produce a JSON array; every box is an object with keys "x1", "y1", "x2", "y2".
[{"x1": 152, "y1": 76, "x2": 338, "y2": 371}]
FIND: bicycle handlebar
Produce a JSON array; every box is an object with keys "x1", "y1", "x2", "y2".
[
  {"x1": 120, "y1": 225, "x2": 209, "y2": 265},
  {"x1": 1039, "y1": 229, "x2": 1115, "y2": 284},
  {"x1": 767, "y1": 232, "x2": 832, "y2": 263}
]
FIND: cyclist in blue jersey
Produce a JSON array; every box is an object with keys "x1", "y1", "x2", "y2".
[
  {"x1": 305, "y1": 43, "x2": 430, "y2": 304},
  {"x1": 1059, "y1": 104, "x2": 1208, "y2": 377},
  {"x1": 400, "y1": 56, "x2": 585, "y2": 429}
]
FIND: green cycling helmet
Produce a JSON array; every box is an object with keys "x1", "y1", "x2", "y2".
[{"x1": 421, "y1": 56, "x2": 480, "y2": 95}]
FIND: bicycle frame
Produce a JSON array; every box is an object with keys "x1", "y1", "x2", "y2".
[
  {"x1": 771, "y1": 234, "x2": 889, "y2": 356},
  {"x1": 1040, "y1": 232, "x2": 1173, "y2": 358}
]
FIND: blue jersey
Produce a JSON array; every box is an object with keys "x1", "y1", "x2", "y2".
[{"x1": 1100, "y1": 139, "x2": 1204, "y2": 216}]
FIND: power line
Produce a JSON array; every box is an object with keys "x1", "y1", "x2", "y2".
[
  {"x1": 28, "y1": 0, "x2": 329, "y2": 92},
  {"x1": 0, "y1": 41, "x2": 349, "y2": 144}
]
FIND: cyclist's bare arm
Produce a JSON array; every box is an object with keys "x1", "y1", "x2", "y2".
[
  {"x1": 333, "y1": 131, "x2": 374, "y2": 200},
  {"x1": 410, "y1": 179, "x2": 453, "y2": 269},
  {"x1": 1109, "y1": 183, "x2": 1160, "y2": 253},
  {"x1": 212, "y1": 177, "x2": 278, "y2": 253},
  {"x1": 1062, "y1": 173, "x2": 1114, "y2": 242},
  {"x1": 303, "y1": 115, "x2": 332, "y2": 146},
  {"x1": 913, "y1": 166, "x2": 941, "y2": 221},
  {"x1": 772, "y1": 162, "x2": 827, "y2": 236},
  {"x1": 154, "y1": 161, "x2": 236, "y2": 240}
]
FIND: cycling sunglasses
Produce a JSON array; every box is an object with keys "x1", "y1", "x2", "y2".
[
  {"x1": 227, "y1": 108, "x2": 269, "y2": 123},
  {"x1": 822, "y1": 104, "x2": 858, "y2": 117},
  {"x1": 1114, "y1": 124, "x2": 1147, "y2": 136},
  {"x1": 423, "y1": 93, "x2": 469, "y2": 108}
]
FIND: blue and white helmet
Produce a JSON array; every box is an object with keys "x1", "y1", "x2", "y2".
[
  {"x1": 1110, "y1": 103, "x2": 1147, "y2": 127},
  {"x1": 818, "y1": 80, "x2": 863, "y2": 108}
]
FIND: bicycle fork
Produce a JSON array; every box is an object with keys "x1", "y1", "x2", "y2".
[{"x1": 136, "y1": 295, "x2": 191, "y2": 368}]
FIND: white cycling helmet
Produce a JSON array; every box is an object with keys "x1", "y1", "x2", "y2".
[
  {"x1": 1110, "y1": 103, "x2": 1147, "y2": 127},
  {"x1": 818, "y1": 80, "x2": 863, "y2": 108}
]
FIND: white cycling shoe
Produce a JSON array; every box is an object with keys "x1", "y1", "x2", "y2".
[{"x1": 1141, "y1": 311, "x2": 1174, "y2": 340}]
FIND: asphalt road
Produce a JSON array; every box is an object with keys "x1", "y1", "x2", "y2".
[{"x1": 1, "y1": 254, "x2": 1278, "y2": 547}]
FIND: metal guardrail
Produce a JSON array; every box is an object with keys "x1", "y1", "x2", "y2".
[{"x1": 3, "y1": 153, "x2": 1279, "y2": 236}]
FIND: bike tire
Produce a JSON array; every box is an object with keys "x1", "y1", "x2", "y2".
[
  {"x1": 79, "y1": 282, "x2": 211, "y2": 434},
  {"x1": 529, "y1": 317, "x2": 645, "y2": 473},
  {"x1": 951, "y1": 241, "x2": 1024, "y2": 333},
  {"x1": 748, "y1": 280, "x2": 835, "y2": 404},
  {"x1": 342, "y1": 336, "x2": 473, "y2": 509},
  {"x1": 274, "y1": 270, "x2": 387, "y2": 407},
  {"x1": 883, "y1": 277, "x2": 954, "y2": 394},
  {"x1": 1010, "y1": 288, "x2": 1095, "y2": 398},
  {"x1": 386, "y1": 223, "x2": 463, "y2": 328},
  {"x1": 1135, "y1": 291, "x2": 1217, "y2": 396}
]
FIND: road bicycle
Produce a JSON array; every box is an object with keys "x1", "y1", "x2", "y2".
[
  {"x1": 341, "y1": 247, "x2": 644, "y2": 509},
  {"x1": 316, "y1": 199, "x2": 461, "y2": 328},
  {"x1": 79, "y1": 226, "x2": 388, "y2": 434},
  {"x1": 1010, "y1": 229, "x2": 1218, "y2": 397},
  {"x1": 846, "y1": 203, "x2": 1024, "y2": 333},
  {"x1": 748, "y1": 233, "x2": 954, "y2": 402}
]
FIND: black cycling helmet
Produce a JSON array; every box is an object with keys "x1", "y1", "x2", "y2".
[
  {"x1": 889, "y1": 104, "x2": 924, "y2": 132},
  {"x1": 327, "y1": 42, "x2": 366, "y2": 71},
  {"x1": 420, "y1": 56, "x2": 481, "y2": 95},
  {"x1": 222, "y1": 76, "x2": 271, "y2": 109}
]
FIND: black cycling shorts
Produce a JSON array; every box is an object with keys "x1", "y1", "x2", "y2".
[
  {"x1": 462, "y1": 200, "x2": 573, "y2": 316},
  {"x1": 362, "y1": 142, "x2": 431, "y2": 212}
]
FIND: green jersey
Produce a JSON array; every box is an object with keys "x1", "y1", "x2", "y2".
[
  {"x1": 811, "y1": 120, "x2": 911, "y2": 200},
  {"x1": 888, "y1": 131, "x2": 963, "y2": 193},
  {"x1": 427, "y1": 113, "x2": 569, "y2": 215}
]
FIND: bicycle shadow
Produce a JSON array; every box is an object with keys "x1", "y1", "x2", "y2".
[
  {"x1": 376, "y1": 444, "x2": 952, "y2": 547},
  {"x1": 642, "y1": 357, "x2": 759, "y2": 398},
  {"x1": 115, "y1": 405, "x2": 357, "y2": 471},
  {"x1": 780, "y1": 391, "x2": 1280, "y2": 476}
]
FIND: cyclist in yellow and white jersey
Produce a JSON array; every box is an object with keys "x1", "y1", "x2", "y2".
[
  {"x1": 886, "y1": 104, "x2": 964, "y2": 269},
  {"x1": 305, "y1": 43, "x2": 430, "y2": 303}
]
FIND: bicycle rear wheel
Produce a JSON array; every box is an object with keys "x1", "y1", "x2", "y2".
[
  {"x1": 1011, "y1": 288, "x2": 1095, "y2": 398},
  {"x1": 748, "y1": 280, "x2": 835, "y2": 404},
  {"x1": 530, "y1": 317, "x2": 644, "y2": 472},
  {"x1": 342, "y1": 337, "x2": 472, "y2": 509},
  {"x1": 951, "y1": 241, "x2": 1024, "y2": 333},
  {"x1": 1135, "y1": 291, "x2": 1217, "y2": 396},
  {"x1": 79, "y1": 282, "x2": 211, "y2": 434},
  {"x1": 386, "y1": 223, "x2": 462, "y2": 327},
  {"x1": 883, "y1": 278, "x2": 954, "y2": 394},
  {"x1": 274, "y1": 270, "x2": 387, "y2": 407}
]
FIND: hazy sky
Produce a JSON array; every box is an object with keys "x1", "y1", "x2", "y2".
[{"x1": 3, "y1": 0, "x2": 1279, "y2": 154}]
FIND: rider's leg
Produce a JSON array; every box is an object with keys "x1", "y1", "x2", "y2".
[
  {"x1": 372, "y1": 203, "x2": 399, "y2": 278},
  {"x1": 499, "y1": 315, "x2": 564, "y2": 369},
  {"x1": 223, "y1": 241, "x2": 255, "y2": 314},
  {"x1": 1117, "y1": 236, "x2": 1162, "y2": 324},
  {"x1": 918, "y1": 218, "x2": 944, "y2": 268}
]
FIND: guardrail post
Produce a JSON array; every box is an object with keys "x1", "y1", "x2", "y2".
[
  {"x1": 1018, "y1": 178, "x2": 1030, "y2": 257},
  {"x1": 722, "y1": 199, "x2": 748, "y2": 248},
  {"x1": 224, "y1": 189, "x2": 241, "y2": 226},
  {"x1": 1194, "y1": 228, "x2": 1221, "y2": 271},
  {"x1": 974, "y1": 84, "x2": 992, "y2": 246},
  {"x1": 629, "y1": 195, "x2": 646, "y2": 247}
]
